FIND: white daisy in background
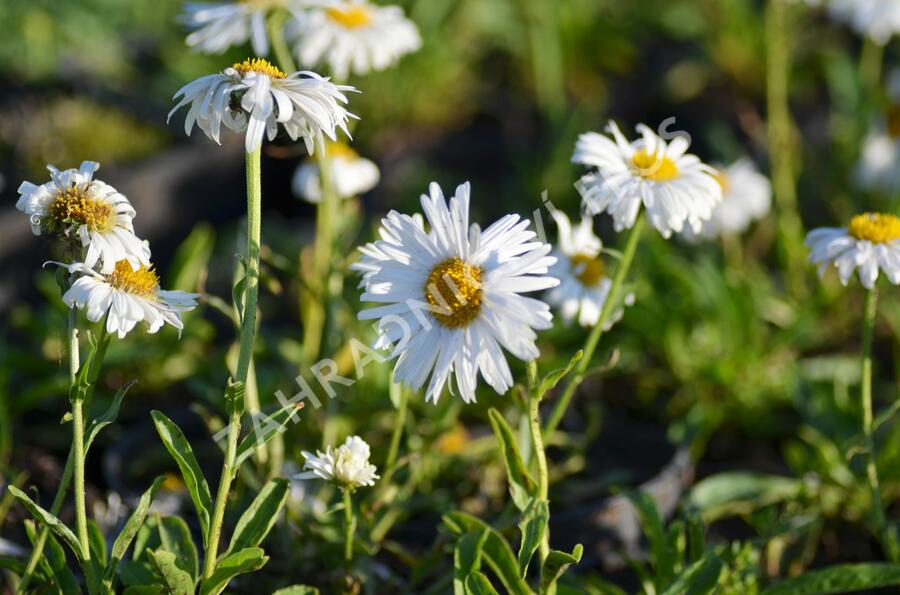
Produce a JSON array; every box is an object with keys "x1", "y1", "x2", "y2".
[
  {"x1": 805, "y1": 213, "x2": 900, "y2": 289},
  {"x1": 296, "y1": 435, "x2": 379, "y2": 489},
  {"x1": 573, "y1": 121, "x2": 722, "y2": 238},
  {"x1": 16, "y1": 161, "x2": 151, "y2": 274},
  {"x1": 59, "y1": 260, "x2": 200, "y2": 338},
  {"x1": 355, "y1": 182, "x2": 558, "y2": 403},
  {"x1": 827, "y1": 0, "x2": 900, "y2": 45},
  {"x1": 292, "y1": 141, "x2": 380, "y2": 202},
  {"x1": 288, "y1": 0, "x2": 422, "y2": 80},
  {"x1": 690, "y1": 158, "x2": 772, "y2": 239},
  {"x1": 181, "y1": 1, "x2": 294, "y2": 56},
  {"x1": 856, "y1": 70, "x2": 900, "y2": 193},
  {"x1": 546, "y1": 209, "x2": 631, "y2": 328},
  {"x1": 168, "y1": 58, "x2": 356, "y2": 153}
]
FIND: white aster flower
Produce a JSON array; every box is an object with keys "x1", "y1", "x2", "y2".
[
  {"x1": 691, "y1": 158, "x2": 772, "y2": 239},
  {"x1": 856, "y1": 124, "x2": 900, "y2": 193},
  {"x1": 16, "y1": 161, "x2": 151, "y2": 275},
  {"x1": 292, "y1": 141, "x2": 380, "y2": 202},
  {"x1": 288, "y1": 0, "x2": 422, "y2": 80},
  {"x1": 805, "y1": 213, "x2": 900, "y2": 289},
  {"x1": 573, "y1": 121, "x2": 722, "y2": 238},
  {"x1": 60, "y1": 260, "x2": 200, "y2": 339},
  {"x1": 297, "y1": 435, "x2": 379, "y2": 489},
  {"x1": 828, "y1": 0, "x2": 900, "y2": 45},
  {"x1": 545, "y1": 209, "x2": 613, "y2": 328},
  {"x1": 168, "y1": 58, "x2": 356, "y2": 153},
  {"x1": 181, "y1": 1, "x2": 295, "y2": 56},
  {"x1": 354, "y1": 182, "x2": 559, "y2": 403}
]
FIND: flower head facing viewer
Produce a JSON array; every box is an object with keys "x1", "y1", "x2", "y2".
[
  {"x1": 573, "y1": 121, "x2": 722, "y2": 238},
  {"x1": 59, "y1": 260, "x2": 200, "y2": 339},
  {"x1": 289, "y1": 0, "x2": 422, "y2": 80},
  {"x1": 806, "y1": 213, "x2": 900, "y2": 289},
  {"x1": 16, "y1": 161, "x2": 151, "y2": 275},
  {"x1": 354, "y1": 182, "x2": 559, "y2": 404},
  {"x1": 298, "y1": 435, "x2": 379, "y2": 490},
  {"x1": 181, "y1": 1, "x2": 299, "y2": 56},
  {"x1": 546, "y1": 208, "x2": 631, "y2": 328},
  {"x1": 169, "y1": 57, "x2": 357, "y2": 153}
]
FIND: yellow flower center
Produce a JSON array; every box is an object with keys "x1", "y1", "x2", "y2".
[
  {"x1": 49, "y1": 187, "x2": 114, "y2": 233},
  {"x1": 326, "y1": 5, "x2": 372, "y2": 28},
  {"x1": 848, "y1": 213, "x2": 900, "y2": 244},
  {"x1": 231, "y1": 58, "x2": 286, "y2": 79},
  {"x1": 424, "y1": 257, "x2": 484, "y2": 328},
  {"x1": 631, "y1": 150, "x2": 680, "y2": 182},
  {"x1": 326, "y1": 142, "x2": 360, "y2": 160},
  {"x1": 107, "y1": 260, "x2": 159, "y2": 298},
  {"x1": 570, "y1": 253, "x2": 605, "y2": 287}
]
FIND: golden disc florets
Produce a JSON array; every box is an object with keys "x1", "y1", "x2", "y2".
[
  {"x1": 107, "y1": 260, "x2": 159, "y2": 298},
  {"x1": 49, "y1": 187, "x2": 114, "y2": 232},
  {"x1": 848, "y1": 213, "x2": 900, "y2": 244},
  {"x1": 631, "y1": 150, "x2": 680, "y2": 182},
  {"x1": 570, "y1": 253, "x2": 605, "y2": 287},
  {"x1": 231, "y1": 58, "x2": 286, "y2": 79},
  {"x1": 424, "y1": 257, "x2": 484, "y2": 328},
  {"x1": 326, "y1": 5, "x2": 372, "y2": 28}
]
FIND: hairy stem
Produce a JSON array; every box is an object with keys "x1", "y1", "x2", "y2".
[
  {"x1": 342, "y1": 488, "x2": 356, "y2": 563},
  {"x1": 527, "y1": 360, "x2": 550, "y2": 562},
  {"x1": 545, "y1": 216, "x2": 645, "y2": 438}
]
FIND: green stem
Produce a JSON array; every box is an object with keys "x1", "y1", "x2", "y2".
[
  {"x1": 267, "y1": 10, "x2": 297, "y2": 73},
  {"x1": 764, "y1": 0, "x2": 806, "y2": 296},
  {"x1": 204, "y1": 149, "x2": 261, "y2": 579},
  {"x1": 16, "y1": 309, "x2": 80, "y2": 594},
  {"x1": 342, "y1": 488, "x2": 356, "y2": 563},
  {"x1": 860, "y1": 289, "x2": 894, "y2": 560},
  {"x1": 72, "y1": 395, "x2": 90, "y2": 561},
  {"x1": 859, "y1": 37, "x2": 884, "y2": 94},
  {"x1": 527, "y1": 360, "x2": 550, "y2": 562},
  {"x1": 544, "y1": 216, "x2": 645, "y2": 438},
  {"x1": 385, "y1": 381, "x2": 409, "y2": 474}
]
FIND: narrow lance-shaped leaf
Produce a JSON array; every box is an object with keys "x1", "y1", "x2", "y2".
[
  {"x1": 149, "y1": 550, "x2": 195, "y2": 595},
  {"x1": 536, "y1": 350, "x2": 583, "y2": 400},
  {"x1": 233, "y1": 402, "x2": 302, "y2": 474},
  {"x1": 760, "y1": 563, "x2": 900, "y2": 595},
  {"x1": 8, "y1": 485, "x2": 83, "y2": 559},
  {"x1": 199, "y1": 547, "x2": 268, "y2": 595},
  {"x1": 517, "y1": 498, "x2": 549, "y2": 578},
  {"x1": 226, "y1": 478, "x2": 289, "y2": 556},
  {"x1": 105, "y1": 476, "x2": 166, "y2": 584},
  {"x1": 487, "y1": 408, "x2": 535, "y2": 511},
  {"x1": 539, "y1": 545, "x2": 583, "y2": 595},
  {"x1": 659, "y1": 552, "x2": 724, "y2": 595},
  {"x1": 443, "y1": 512, "x2": 531, "y2": 595},
  {"x1": 158, "y1": 516, "x2": 199, "y2": 582},
  {"x1": 465, "y1": 572, "x2": 501, "y2": 595},
  {"x1": 454, "y1": 531, "x2": 489, "y2": 595},
  {"x1": 151, "y1": 411, "x2": 212, "y2": 546},
  {"x1": 24, "y1": 519, "x2": 79, "y2": 594},
  {"x1": 85, "y1": 380, "x2": 137, "y2": 455}
]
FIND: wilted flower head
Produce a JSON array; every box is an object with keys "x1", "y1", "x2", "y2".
[
  {"x1": 297, "y1": 435, "x2": 379, "y2": 489},
  {"x1": 289, "y1": 0, "x2": 422, "y2": 80},
  {"x1": 292, "y1": 141, "x2": 379, "y2": 202},
  {"x1": 168, "y1": 58, "x2": 357, "y2": 153},
  {"x1": 806, "y1": 213, "x2": 900, "y2": 289},
  {"x1": 181, "y1": 1, "x2": 298, "y2": 56},
  {"x1": 573, "y1": 121, "x2": 722, "y2": 238},
  {"x1": 16, "y1": 161, "x2": 150, "y2": 274},
  {"x1": 58, "y1": 260, "x2": 200, "y2": 339}
]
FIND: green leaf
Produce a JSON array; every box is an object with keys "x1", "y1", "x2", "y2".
[
  {"x1": 122, "y1": 586, "x2": 166, "y2": 595},
  {"x1": 158, "y1": 516, "x2": 199, "y2": 581},
  {"x1": 8, "y1": 485, "x2": 83, "y2": 559},
  {"x1": 151, "y1": 411, "x2": 212, "y2": 546},
  {"x1": 760, "y1": 563, "x2": 900, "y2": 595},
  {"x1": 149, "y1": 550, "x2": 195, "y2": 595},
  {"x1": 465, "y1": 571, "x2": 501, "y2": 595},
  {"x1": 106, "y1": 477, "x2": 165, "y2": 584},
  {"x1": 84, "y1": 380, "x2": 136, "y2": 456},
  {"x1": 225, "y1": 378, "x2": 245, "y2": 418},
  {"x1": 233, "y1": 403, "x2": 300, "y2": 473},
  {"x1": 199, "y1": 547, "x2": 269, "y2": 595},
  {"x1": 118, "y1": 561, "x2": 160, "y2": 587},
  {"x1": 443, "y1": 512, "x2": 531, "y2": 595},
  {"x1": 660, "y1": 552, "x2": 724, "y2": 595},
  {"x1": 625, "y1": 491, "x2": 675, "y2": 587},
  {"x1": 684, "y1": 509, "x2": 705, "y2": 564},
  {"x1": 25, "y1": 520, "x2": 79, "y2": 594},
  {"x1": 687, "y1": 472, "x2": 802, "y2": 522},
  {"x1": 271, "y1": 587, "x2": 320, "y2": 595},
  {"x1": 517, "y1": 499, "x2": 549, "y2": 578},
  {"x1": 226, "y1": 478, "x2": 288, "y2": 556},
  {"x1": 168, "y1": 222, "x2": 215, "y2": 292},
  {"x1": 232, "y1": 268, "x2": 248, "y2": 325},
  {"x1": 539, "y1": 545, "x2": 583, "y2": 595},
  {"x1": 536, "y1": 350, "x2": 583, "y2": 400},
  {"x1": 88, "y1": 519, "x2": 108, "y2": 584},
  {"x1": 454, "y1": 531, "x2": 489, "y2": 595},
  {"x1": 487, "y1": 408, "x2": 535, "y2": 511}
]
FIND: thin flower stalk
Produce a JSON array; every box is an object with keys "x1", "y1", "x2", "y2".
[
  {"x1": 527, "y1": 360, "x2": 550, "y2": 562},
  {"x1": 342, "y1": 488, "x2": 356, "y2": 562}
]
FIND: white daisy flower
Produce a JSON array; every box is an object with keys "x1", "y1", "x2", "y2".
[
  {"x1": 355, "y1": 182, "x2": 559, "y2": 403},
  {"x1": 856, "y1": 71, "x2": 900, "y2": 193},
  {"x1": 692, "y1": 158, "x2": 772, "y2": 239},
  {"x1": 289, "y1": 0, "x2": 422, "y2": 80},
  {"x1": 297, "y1": 435, "x2": 379, "y2": 489},
  {"x1": 828, "y1": 0, "x2": 900, "y2": 45},
  {"x1": 60, "y1": 260, "x2": 200, "y2": 339},
  {"x1": 292, "y1": 141, "x2": 380, "y2": 202},
  {"x1": 181, "y1": 1, "x2": 294, "y2": 56},
  {"x1": 573, "y1": 121, "x2": 722, "y2": 238},
  {"x1": 168, "y1": 58, "x2": 356, "y2": 154},
  {"x1": 16, "y1": 161, "x2": 151, "y2": 275},
  {"x1": 805, "y1": 213, "x2": 900, "y2": 289},
  {"x1": 545, "y1": 209, "x2": 630, "y2": 328}
]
